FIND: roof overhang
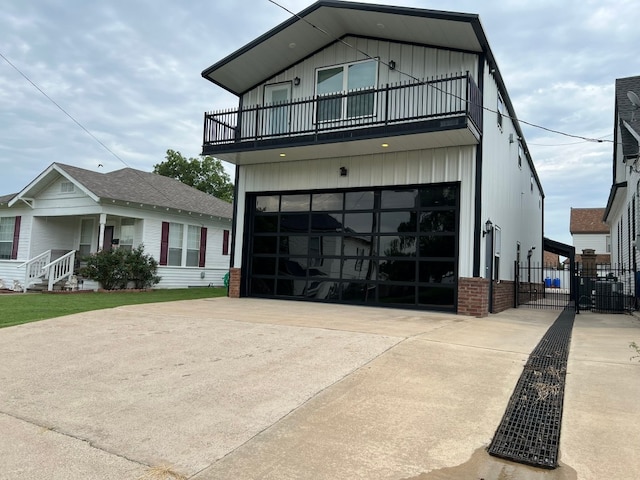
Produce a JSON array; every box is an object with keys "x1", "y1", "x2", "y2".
[
  {"x1": 202, "y1": 0, "x2": 488, "y2": 96},
  {"x1": 8, "y1": 163, "x2": 99, "y2": 208},
  {"x1": 603, "y1": 181, "x2": 628, "y2": 224}
]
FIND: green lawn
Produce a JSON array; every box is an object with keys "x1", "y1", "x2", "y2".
[{"x1": 0, "y1": 288, "x2": 228, "y2": 329}]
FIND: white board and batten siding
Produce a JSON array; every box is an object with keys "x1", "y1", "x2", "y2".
[
  {"x1": 478, "y1": 64, "x2": 544, "y2": 281},
  {"x1": 233, "y1": 145, "x2": 478, "y2": 278},
  {"x1": 242, "y1": 36, "x2": 479, "y2": 107}
]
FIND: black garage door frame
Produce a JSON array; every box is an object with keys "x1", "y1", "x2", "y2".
[{"x1": 241, "y1": 182, "x2": 460, "y2": 311}]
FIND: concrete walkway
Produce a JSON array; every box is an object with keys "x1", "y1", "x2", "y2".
[{"x1": 0, "y1": 298, "x2": 638, "y2": 479}]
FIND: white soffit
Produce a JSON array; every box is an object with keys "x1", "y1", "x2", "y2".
[{"x1": 203, "y1": 3, "x2": 483, "y2": 96}]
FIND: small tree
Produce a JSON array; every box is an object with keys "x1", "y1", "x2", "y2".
[
  {"x1": 81, "y1": 245, "x2": 161, "y2": 290},
  {"x1": 153, "y1": 150, "x2": 234, "y2": 202}
]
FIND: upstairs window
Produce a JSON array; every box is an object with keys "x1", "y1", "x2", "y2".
[
  {"x1": 518, "y1": 142, "x2": 523, "y2": 169},
  {"x1": 316, "y1": 59, "x2": 377, "y2": 122},
  {"x1": 60, "y1": 181, "x2": 75, "y2": 193},
  {"x1": 497, "y1": 93, "x2": 504, "y2": 129}
]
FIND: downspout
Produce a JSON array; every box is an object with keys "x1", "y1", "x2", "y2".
[{"x1": 485, "y1": 222, "x2": 494, "y2": 313}]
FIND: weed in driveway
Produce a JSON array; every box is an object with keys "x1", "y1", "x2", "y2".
[{"x1": 138, "y1": 464, "x2": 187, "y2": 480}]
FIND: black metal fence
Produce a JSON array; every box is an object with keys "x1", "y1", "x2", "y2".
[
  {"x1": 203, "y1": 72, "x2": 482, "y2": 146},
  {"x1": 515, "y1": 262, "x2": 636, "y2": 313},
  {"x1": 574, "y1": 263, "x2": 636, "y2": 313}
]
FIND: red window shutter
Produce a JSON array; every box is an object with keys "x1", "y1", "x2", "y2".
[
  {"x1": 222, "y1": 229, "x2": 230, "y2": 256},
  {"x1": 199, "y1": 227, "x2": 207, "y2": 267},
  {"x1": 160, "y1": 222, "x2": 169, "y2": 266},
  {"x1": 11, "y1": 216, "x2": 21, "y2": 260}
]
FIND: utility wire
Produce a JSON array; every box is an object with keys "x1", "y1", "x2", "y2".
[
  {"x1": 0, "y1": 51, "x2": 132, "y2": 167},
  {"x1": 0, "y1": 50, "x2": 177, "y2": 204},
  {"x1": 266, "y1": 0, "x2": 615, "y2": 146}
]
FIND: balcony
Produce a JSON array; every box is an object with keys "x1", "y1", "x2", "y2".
[{"x1": 203, "y1": 73, "x2": 482, "y2": 164}]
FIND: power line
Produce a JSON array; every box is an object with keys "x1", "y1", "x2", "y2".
[
  {"x1": 266, "y1": 0, "x2": 615, "y2": 146},
  {"x1": 0, "y1": 50, "x2": 177, "y2": 204},
  {"x1": 0, "y1": 50, "x2": 132, "y2": 167}
]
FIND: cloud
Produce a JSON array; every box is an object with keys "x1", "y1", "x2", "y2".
[{"x1": 1, "y1": 0, "x2": 640, "y2": 245}]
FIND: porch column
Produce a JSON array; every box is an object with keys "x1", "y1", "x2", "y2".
[{"x1": 98, "y1": 213, "x2": 107, "y2": 251}]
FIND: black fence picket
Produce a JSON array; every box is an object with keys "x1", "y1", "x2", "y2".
[{"x1": 515, "y1": 262, "x2": 636, "y2": 313}]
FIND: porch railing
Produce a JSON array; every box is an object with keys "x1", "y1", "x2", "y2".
[
  {"x1": 19, "y1": 250, "x2": 51, "y2": 292},
  {"x1": 19, "y1": 250, "x2": 76, "y2": 292},
  {"x1": 42, "y1": 250, "x2": 76, "y2": 291},
  {"x1": 204, "y1": 72, "x2": 482, "y2": 147}
]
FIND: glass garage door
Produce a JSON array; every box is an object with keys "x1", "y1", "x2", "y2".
[{"x1": 246, "y1": 183, "x2": 459, "y2": 311}]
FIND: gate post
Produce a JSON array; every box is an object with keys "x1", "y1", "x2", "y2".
[{"x1": 514, "y1": 260, "x2": 519, "y2": 308}]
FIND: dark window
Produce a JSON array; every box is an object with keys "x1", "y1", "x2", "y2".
[{"x1": 222, "y1": 229, "x2": 229, "y2": 256}]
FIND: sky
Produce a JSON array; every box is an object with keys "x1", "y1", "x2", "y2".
[{"x1": 2, "y1": 0, "x2": 640, "y2": 246}]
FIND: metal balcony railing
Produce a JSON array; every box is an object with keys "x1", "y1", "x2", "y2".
[{"x1": 204, "y1": 72, "x2": 482, "y2": 147}]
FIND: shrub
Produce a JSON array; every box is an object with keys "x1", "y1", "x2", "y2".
[
  {"x1": 127, "y1": 245, "x2": 161, "y2": 289},
  {"x1": 81, "y1": 245, "x2": 161, "y2": 290}
]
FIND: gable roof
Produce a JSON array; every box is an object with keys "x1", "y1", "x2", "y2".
[
  {"x1": 201, "y1": 0, "x2": 543, "y2": 198},
  {"x1": 570, "y1": 208, "x2": 609, "y2": 234},
  {"x1": 7, "y1": 163, "x2": 233, "y2": 219},
  {"x1": 615, "y1": 75, "x2": 640, "y2": 159},
  {"x1": 203, "y1": 1, "x2": 490, "y2": 97}
]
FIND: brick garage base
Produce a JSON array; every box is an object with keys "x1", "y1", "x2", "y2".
[
  {"x1": 458, "y1": 277, "x2": 490, "y2": 317},
  {"x1": 492, "y1": 280, "x2": 515, "y2": 313},
  {"x1": 228, "y1": 268, "x2": 241, "y2": 298}
]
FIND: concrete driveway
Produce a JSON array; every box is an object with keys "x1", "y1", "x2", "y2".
[{"x1": 0, "y1": 298, "x2": 638, "y2": 479}]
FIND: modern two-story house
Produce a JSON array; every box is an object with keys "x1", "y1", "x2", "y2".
[{"x1": 201, "y1": 1, "x2": 544, "y2": 316}]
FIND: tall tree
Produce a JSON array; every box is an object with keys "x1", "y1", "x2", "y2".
[{"x1": 153, "y1": 150, "x2": 234, "y2": 202}]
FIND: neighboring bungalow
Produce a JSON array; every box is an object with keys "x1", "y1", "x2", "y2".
[
  {"x1": 570, "y1": 207, "x2": 611, "y2": 264},
  {"x1": 200, "y1": 1, "x2": 544, "y2": 316},
  {"x1": 604, "y1": 75, "x2": 640, "y2": 273},
  {"x1": 0, "y1": 163, "x2": 232, "y2": 291}
]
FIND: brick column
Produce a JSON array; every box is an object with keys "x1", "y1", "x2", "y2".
[
  {"x1": 458, "y1": 277, "x2": 490, "y2": 317},
  {"x1": 581, "y1": 248, "x2": 597, "y2": 278},
  {"x1": 228, "y1": 268, "x2": 242, "y2": 298}
]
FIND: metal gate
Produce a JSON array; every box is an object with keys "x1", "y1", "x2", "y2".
[
  {"x1": 515, "y1": 262, "x2": 571, "y2": 310},
  {"x1": 516, "y1": 261, "x2": 636, "y2": 313}
]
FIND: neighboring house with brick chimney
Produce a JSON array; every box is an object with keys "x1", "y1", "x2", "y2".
[{"x1": 570, "y1": 207, "x2": 611, "y2": 264}]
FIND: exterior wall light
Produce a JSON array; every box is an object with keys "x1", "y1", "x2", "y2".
[
  {"x1": 389, "y1": 60, "x2": 396, "y2": 70},
  {"x1": 339, "y1": 167, "x2": 348, "y2": 177},
  {"x1": 483, "y1": 219, "x2": 493, "y2": 237},
  {"x1": 293, "y1": 77, "x2": 301, "y2": 86}
]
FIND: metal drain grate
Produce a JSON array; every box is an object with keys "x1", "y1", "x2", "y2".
[{"x1": 487, "y1": 308, "x2": 575, "y2": 468}]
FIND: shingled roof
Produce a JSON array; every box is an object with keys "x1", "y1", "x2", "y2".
[
  {"x1": 616, "y1": 75, "x2": 640, "y2": 158},
  {"x1": 5, "y1": 163, "x2": 233, "y2": 219},
  {"x1": 570, "y1": 208, "x2": 609, "y2": 234}
]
